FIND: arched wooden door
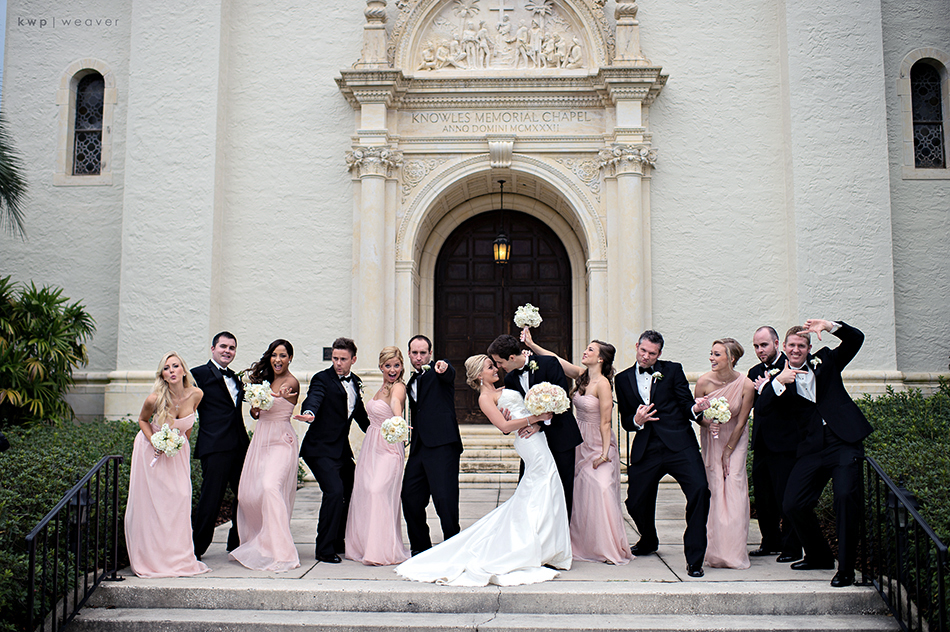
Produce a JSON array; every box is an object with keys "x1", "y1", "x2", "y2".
[{"x1": 435, "y1": 210, "x2": 572, "y2": 424}]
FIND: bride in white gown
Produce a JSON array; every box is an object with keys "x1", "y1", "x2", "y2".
[{"x1": 396, "y1": 354, "x2": 572, "y2": 586}]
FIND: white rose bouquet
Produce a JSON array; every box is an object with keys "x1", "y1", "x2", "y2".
[
  {"x1": 703, "y1": 396, "x2": 732, "y2": 438},
  {"x1": 244, "y1": 381, "x2": 275, "y2": 411},
  {"x1": 514, "y1": 303, "x2": 543, "y2": 329},
  {"x1": 381, "y1": 416, "x2": 410, "y2": 444},
  {"x1": 524, "y1": 382, "x2": 570, "y2": 421},
  {"x1": 149, "y1": 423, "x2": 187, "y2": 467}
]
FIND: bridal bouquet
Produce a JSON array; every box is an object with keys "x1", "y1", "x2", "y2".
[
  {"x1": 703, "y1": 396, "x2": 732, "y2": 438},
  {"x1": 514, "y1": 303, "x2": 543, "y2": 329},
  {"x1": 244, "y1": 381, "x2": 275, "y2": 410},
  {"x1": 149, "y1": 423, "x2": 187, "y2": 467},
  {"x1": 525, "y1": 382, "x2": 570, "y2": 417},
  {"x1": 381, "y1": 416, "x2": 410, "y2": 444}
]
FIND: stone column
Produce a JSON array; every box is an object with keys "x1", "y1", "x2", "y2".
[
  {"x1": 599, "y1": 145, "x2": 657, "y2": 365},
  {"x1": 346, "y1": 147, "x2": 403, "y2": 365}
]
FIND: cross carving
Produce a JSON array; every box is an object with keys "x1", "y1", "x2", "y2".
[{"x1": 489, "y1": 0, "x2": 515, "y2": 20}]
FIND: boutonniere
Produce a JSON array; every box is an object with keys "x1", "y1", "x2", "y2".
[
  {"x1": 358, "y1": 380, "x2": 365, "y2": 396},
  {"x1": 652, "y1": 372, "x2": 663, "y2": 382},
  {"x1": 420, "y1": 364, "x2": 431, "y2": 373},
  {"x1": 528, "y1": 360, "x2": 539, "y2": 373},
  {"x1": 809, "y1": 357, "x2": 822, "y2": 369},
  {"x1": 768, "y1": 368, "x2": 780, "y2": 376}
]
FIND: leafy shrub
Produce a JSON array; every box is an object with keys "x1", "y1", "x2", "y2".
[
  {"x1": 0, "y1": 276, "x2": 95, "y2": 426},
  {"x1": 0, "y1": 419, "x2": 206, "y2": 632}
]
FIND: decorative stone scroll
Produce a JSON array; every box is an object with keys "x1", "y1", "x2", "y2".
[
  {"x1": 346, "y1": 146, "x2": 404, "y2": 178},
  {"x1": 597, "y1": 144, "x2": 657, "y2": 176},
  {"x1": 555, "y1": 156, "x2": 601, "y2": 202}
]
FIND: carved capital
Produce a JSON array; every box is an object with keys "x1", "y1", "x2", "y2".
[
  {"x1": 346, "y1": 146, "x2": 404, "y2": 178},
  {"x1": 598, "y1": 144, "x2": 657, "y2": 176}
]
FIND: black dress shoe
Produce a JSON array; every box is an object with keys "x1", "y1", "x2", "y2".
[
  {"x1": 790, "y1": 558, "x2": 835, "y2": 570},
  {"x1": 316, "y1": 553, "x2": 342, "y2": 564},
  {"x1": 686, "y1": 563, "x2": 704, "y2": 578},
  {"x1": 630, "y1": 542, "x2": 658, "y2": 556},
  {"x1": 830, "y1": 572, "x2": 855, "y2": 587},
  {"x1": 749, "y1": 547, "x2": 782, "y2": 557},
  {"x1": 777, "y1": 553, "x2": 803, "y2": 563}
]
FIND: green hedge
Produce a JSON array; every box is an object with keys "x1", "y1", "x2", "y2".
[{"x1": 0, "y1": 419, "x2": 205, "y2": 632}]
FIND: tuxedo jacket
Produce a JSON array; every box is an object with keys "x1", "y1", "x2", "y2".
[
  {"x1": 616, "y1": 359, "x2": 700, "y2": 463},
  {"x1": 757, "y1": 322, "x2": 873, "y2": 457},
  {"x1": 504, "y1": 354, "x2": 582, "y2": 453},
  {"x1": 748, "y1": 352, "x2": 800, "y2": 454},
  {"x1": 406, "y1": 362, "x2": 463, "y2": 453},
  {"x1": 299, "y1": 367, "x2": 370, "y2": 460},
  {"x1": 191, "y1": 360, "x2": 249, "y2": 459}
]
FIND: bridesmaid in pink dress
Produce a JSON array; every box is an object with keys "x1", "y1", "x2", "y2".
[
  {"x1": 125, "y1": 352, "x2": 210, "y2": 578},
  {"x1": 345, "y1": 346, "x2": 410, "y2": 565},
  {"x1": 522, "y1": 330, "x2": 632, "y2": 565},
  {"x1": 230, "y1": 339, "x2": 300, "y2": 572},
  {"x1": 694, "y1": 338, "x2": 755, "y2": 569}
]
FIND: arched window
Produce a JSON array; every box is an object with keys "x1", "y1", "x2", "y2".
[
  {"x1": 911, "y1": 61, "x2": 946, "y2": 169},
  {"x1": 54, "y1": 59, "x2": 115, "y2": 186},
  {"x1": 72, "y1": 73, "x2": 105, "y2": 175}
]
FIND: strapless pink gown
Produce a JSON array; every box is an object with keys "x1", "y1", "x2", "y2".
[
  {"x1": 230, "y1": 397, "x2": 300, "y2": 572},
  {"x1": 125, "y1": 413, "x2": 209, "y2": 578},
  {"x1": 345, "y1": 398, "x2": 409, "y2": 565},
  {"x1": 570, "y1": 393, "x2": 632, "y2": 565},
  {"x1": 701, "y1": 375, "x2": 751, "y2": 569}
]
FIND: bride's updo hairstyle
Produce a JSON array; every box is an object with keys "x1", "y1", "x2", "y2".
[
  {"x1": 712, "y1": 337, "x2": 744, "y2": 367},
  {"x1": 464, "y1": 354, "x2": 490, "y2": 391},
  {"x1": 378, "y1": 346, "x2": 405, "y2": 382}
]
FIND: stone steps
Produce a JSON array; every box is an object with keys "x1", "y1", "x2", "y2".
[{"x1": 75, "y1": 580, "x2": 896, "y2": 632}]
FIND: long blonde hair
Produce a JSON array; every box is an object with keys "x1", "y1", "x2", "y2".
[{"x1": 151, "y1": 352, "x2": 194, "y2": 426}]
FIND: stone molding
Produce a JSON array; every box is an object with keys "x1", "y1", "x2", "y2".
[
  {"x1": 346, "y1": 146, "x2": 404, "y2": 178},
  {"x1": 598, "y1": 143, "x2": 656, "y2": 176}
]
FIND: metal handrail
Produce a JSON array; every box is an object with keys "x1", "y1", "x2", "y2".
[
  {"x1": 863, "y1": 456, "x2": 948, "y2": 632},
  {"x1": 25, "y1": 455, "x2": 124, "y2": 632}
]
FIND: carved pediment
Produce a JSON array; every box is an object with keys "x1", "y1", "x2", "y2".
[{"x1": 391, "y1": 0, "x2": 613, "y2": 74}]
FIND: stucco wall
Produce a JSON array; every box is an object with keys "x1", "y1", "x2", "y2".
[
  {"x1": 1, "y1": 0, "x2": 132, "y2": 371},
  {"x1": 880, "y1": 0, "x2": 950, "y2": 372}
]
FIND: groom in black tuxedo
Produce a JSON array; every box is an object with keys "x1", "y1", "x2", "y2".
[
  {"x1": 401, "y1": 335, "x2": 463, "y2": 554},
  {"x1": 191, "y1": 331, "x2": 249, "y2": 558},
  {"x1": 295, "y1": 337, "x2": 370, "y2": 563},
  {"x1": 747, "y1": 326, "x2": 802, "y2": 562},
  {"x1": 616, "y1": 330, "x2": 710, "y2": 578},
  {"x1": 756, "y1": 320, "x2": 873, "y2": 587},
  {"x1": 488, "y1": 334, "x2": 582, "y2": 517}
]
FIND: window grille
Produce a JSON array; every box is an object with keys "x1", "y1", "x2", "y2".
[
  {"x1": 911, "y1": 62, "x2": 946, "y2": 169},
  {"x1": 73, "y1": 74, "x2": 104, "y2": 175}
]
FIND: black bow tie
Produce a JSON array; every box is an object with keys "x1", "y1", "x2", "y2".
[
  {"x1": 339, "y1": 374, "x2": 353, "y2": 382},
  {"x1": 222, "y1": 367, "x2": 236, "y2": 379},
  {"x1": 638, "y1": 365, "x2": 655, "y2": 375}
]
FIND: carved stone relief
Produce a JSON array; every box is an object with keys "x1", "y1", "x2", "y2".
[
  {"x1": 555, "y1": 156, "x2": 601, "y2": 202},
  {"x1": 414, "y1": 0, "x2": 588, "y2": 71},
  {"x1": 401, "y1": 156, "x2": 451, "y2": 201}
]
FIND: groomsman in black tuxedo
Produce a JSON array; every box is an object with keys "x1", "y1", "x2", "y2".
[
  {"x1": 747, "y1": 326, "x2": 803, "y2": 563},
  {"x1": 401, "y1": 335, "x2": 463, "y2": 555},
  {"x1": 488, "y1": 334, "x2": 582, "y2": 517},
  {"x1": 616, "y1": 330, "x2": 711, "y2": 578},
  {"x1": 295, "y1": 337, "x2": 369, "y2": 563},
  {"x1": 757, "y1": 320, "x2": 873, "y2": 587},
  {"x1": 191, "y1": 331, "x2": 249, "y2": 558}
]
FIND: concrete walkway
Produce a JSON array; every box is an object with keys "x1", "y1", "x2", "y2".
[{"x1": 131, "y1": 481, "x2": 845, "y2": 585}]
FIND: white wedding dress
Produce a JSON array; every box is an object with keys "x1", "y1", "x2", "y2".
[{"x1": 395, "y1": 389, "x2": 572, "y2": 586}]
